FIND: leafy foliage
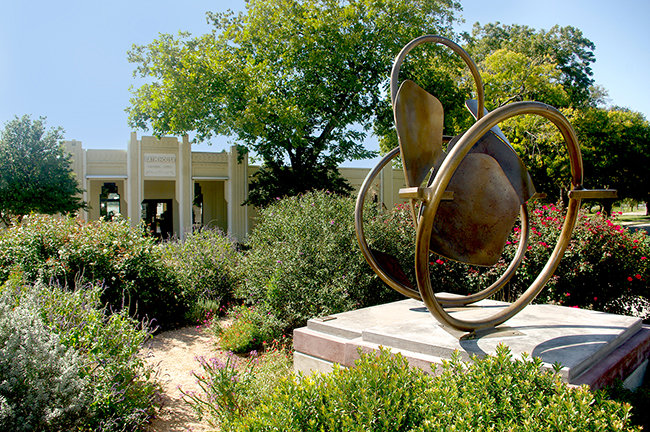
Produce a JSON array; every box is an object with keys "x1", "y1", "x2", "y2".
[
  {"x1": 214, "y1": 305, "x2": 284, "y2": 354},
  {"x1": 0, "y1": 287, "x2": 89, "y2": 432},
  {"x1": 236, "y1": 190, "x2": 402, "y2": 335},
  {"x1": 466, "y1": 23, "x2": 597, "y2": 108},
  {"x1": 0, "y1": 214, "x2": 184, "y2": 328},
  {"x1": 229, "y1": 345, "x2": 639, "y2": 431},
  {"x1": 0, "y1": 115, "x2": 86, "y2": 225},
  {"x1": 375, "y1": 201, "x2": 650, "y2": 317},
  {"x1": 182, "y1": 347, "x2": 293, "y2": 429},
  {"x1": 605, "y1": 378, "x2": 650, "y2": 431},
  {"x1": 568, "y1": 107, "x2": 650, "y2": 213},
  {"x1": 0, "y1": 276, "x2": 160, "y2": 432},
  {"x1": 162, "y1": 227, "x2": 239, "y2": 319},
  {"x1": 127, "y1": 0, "x2": 462, "y2": 206}
]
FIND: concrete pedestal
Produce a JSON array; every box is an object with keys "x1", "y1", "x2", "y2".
[{"x1": 294, "y1": 298, "x2": 650, "y2": 390}]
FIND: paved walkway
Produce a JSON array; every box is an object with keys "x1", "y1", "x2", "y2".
[{"x1": 618, "y1": 209, "x2": 649, "y2": 233}]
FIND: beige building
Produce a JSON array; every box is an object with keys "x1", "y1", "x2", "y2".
[{"x1": 65, "y1": 133, "x2": 408, "y2": 241}]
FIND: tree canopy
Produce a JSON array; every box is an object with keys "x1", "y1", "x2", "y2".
[
  {"x1": 128, "y1": 6, "x2": 648, "y2": 210},
  {"x1": 376, "y1": 22, "x2": 600, "y2": 156},
  {"x1": 570, "y1": 107, "x2": 650, "y2": 213},
  {"x1": 0, "y1": 115, "x2": 86, "y2": 225},
  {"x1": 127, "y1": 0, "x2": 461, "y2": 206}
]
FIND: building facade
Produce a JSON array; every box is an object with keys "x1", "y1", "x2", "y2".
[{"x1": 65, "y1": 133, "x2": 408, "y2": 241}]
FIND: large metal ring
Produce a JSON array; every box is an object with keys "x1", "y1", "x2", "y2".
[
  {"x1": 415, "y1": 101, "x2": 583, "y2": 332},
  {"x1": 390, "y1": 35, "x2": 485, "y2": 119},
  {"x1": 390, "y1": 35, "x2": 486, "y2": 229},
  {"x1": 355, "y1": 150, "x2": 532, "y2": 307},
  {"x1": 355, "y1": 147, "x2": 422, "y2": 300}
]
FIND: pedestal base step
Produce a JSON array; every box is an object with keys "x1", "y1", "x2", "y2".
[{"x1": 293, "y1": 298, "x2": 650, "y2": 390}]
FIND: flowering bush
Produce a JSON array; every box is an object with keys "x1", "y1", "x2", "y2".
[
  {"x1": 182, "y1": 346, "x2": 292, "y2": 429},
  {"x1": 378, "y1": 201, "x2": 650, "y2": 316},
  {"x1": 213, "y1": 305, "x2": 284, "y2": 354},
  {"x1": 162, "y1": 228, "x2": 239, "y2": 322},
  {"x1": 554, "y1": 210, "x2": 649, "y2": 312},
  {"x1": 0, "y1": 215, "x2": 184, "y2": 328},
  {"x1": 0, "y1": 289, "x2": 89, "y2": 432}
]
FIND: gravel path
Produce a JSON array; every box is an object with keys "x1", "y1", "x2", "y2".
[{"x1": 143, "y1": 326, "x2": 224, "y2": 432}]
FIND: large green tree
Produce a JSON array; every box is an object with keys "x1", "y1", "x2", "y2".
[
  {"x1": 376, "y1": 22, "x2": 599, "y2": 157},
  {"x1": 569, "y1": 107, "x2": 650, "y2": 214},
  {"x1": 127, "y1": 0, "x2": 461, "y2": 207},
  {"x1": 0, "y1": 115, "x2": 86, "y2": 225},
  {"x1": 465, "y1": 22, "x2": 597, "y2": 108}
]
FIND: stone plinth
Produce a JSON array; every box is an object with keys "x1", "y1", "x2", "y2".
[{"x1": 294, "y1": 298, "x2": 650, "y2": 390}]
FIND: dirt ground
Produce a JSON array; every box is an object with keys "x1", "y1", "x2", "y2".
[{"x1": 143, "y1": 326, "x2": 224, "y2": 432}]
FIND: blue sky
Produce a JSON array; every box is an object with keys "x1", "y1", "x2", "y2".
[{"x1": 1, "y1": 0, "x2": 648, "y2": 168}]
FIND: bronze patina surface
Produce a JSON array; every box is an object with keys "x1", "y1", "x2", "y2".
[{"x1": 355, "y1": 35, "x2": 617, "y2": 333}]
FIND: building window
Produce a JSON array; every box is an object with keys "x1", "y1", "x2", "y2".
[{"x1": 100, "y1": 183, "x2": 121, "y2": 220}]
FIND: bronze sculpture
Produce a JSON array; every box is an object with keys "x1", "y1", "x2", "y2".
[{"x1": 355, "y1": 35, "x2": 617, "y2": 333}]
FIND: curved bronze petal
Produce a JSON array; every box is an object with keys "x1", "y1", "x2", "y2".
[
  {"x1": 394, "y1": 80, "x2": 445, "y2": 188},
  {"x1": 450, "y1": 100, "x2": 537, "y2": 204},
  {"x1": 430, "y1": 153, "x2": 520, "y2": 266}
]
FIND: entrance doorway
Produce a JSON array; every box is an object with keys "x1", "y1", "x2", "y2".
[
  {"x1": 141, "y1": 199, "x2": 173, "y2": 240},
  {"x1": 100, "y1": 182, "x2": 121, "y2": 220}
]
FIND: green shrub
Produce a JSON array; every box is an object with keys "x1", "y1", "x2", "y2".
[
  {"x1": 162, "y1": 228, "x2": 239, "y2": 322},
  {"x1": 237, "y1": 190, "x2": 401, "y2": 335},
  {"x1": 0, "y1": 214, "x2": 185, "y2": 328},
  {"x1": 1, "y1": 275, "x2": 161, "y2": 432},
  {"x1": 231, "y1": 345, "x2": 640, "y2": 431},
  {"x1": 0, "y1": 293, "x2": 89, "y2": 432},
  {"x1": 182, "y1": 347, "x2": 293, "y2": 430},
  {"x1": 374, "y1": 201, "x2": 650, "y2": 316},
  {"x1": 604, "y1": 378, "x2": 650, "y2": 431},
  {"x1": 214, "y1": 305, "x2": 284, "y2": 354}
]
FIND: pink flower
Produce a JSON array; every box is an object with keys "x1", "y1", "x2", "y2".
[
  {"x1": 641, "y1": 257, "x2": 647, "y2": 260},
  {"x1": 436, "y1": 259, "x2": 445, "y2": 265},
  {"x1": 571, "y1": 306, "x2": 579, "y2": 309}
]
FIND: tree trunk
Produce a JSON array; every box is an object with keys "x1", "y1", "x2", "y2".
[{"x1": 602, "y1": 199, "x2": 614, "y2": 217}]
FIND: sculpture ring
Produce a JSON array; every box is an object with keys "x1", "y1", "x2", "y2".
[
  {"x1": 415, "y1": 102, "x2": 583, "y2": 332},
  {"x1": 354, "y1": 147, "x2": 532, "y2": 307}
]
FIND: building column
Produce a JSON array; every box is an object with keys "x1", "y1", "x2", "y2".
[
  {"x1": 177, "y1": 135, "x2": 193, "y2": 239},
  {"x1": 227, "y1": 145, "x2": 248, "y2": 242},
  {"x1": 380, "y1": 163, "x2": 395, "y2": 208},
  {"x1": 127, "y1": 132, "x2": 141, "y2": 228}
]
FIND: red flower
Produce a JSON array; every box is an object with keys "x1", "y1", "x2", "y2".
[{"x1": 628, "y1": 277, "x2": 634, "y2": 282}]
